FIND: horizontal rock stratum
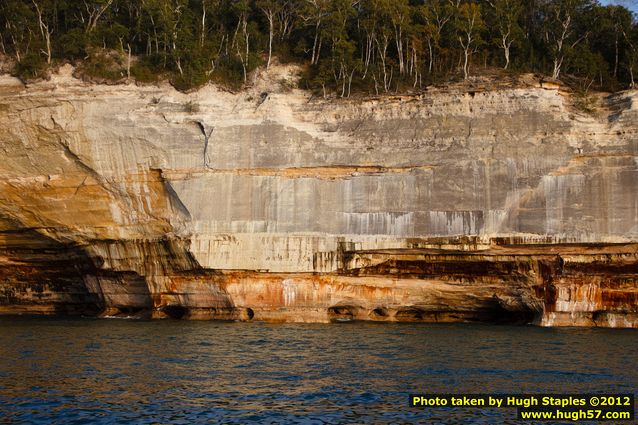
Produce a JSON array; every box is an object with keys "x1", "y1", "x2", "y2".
[{"x1": 1, "y1": 65, "x2": 637, "y2": 327}]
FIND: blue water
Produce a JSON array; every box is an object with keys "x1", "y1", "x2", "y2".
[{"x1": 0, "y1": 318, "x2": 636, "y2": 424}]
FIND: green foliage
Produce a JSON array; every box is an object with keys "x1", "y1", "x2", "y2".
[
  {"x1": 89, "y1": 23, "x2": 130, "y2": 51},
  {"x1": 572, "y1": 89, "x2": 599, "y2": 114},
  {"x1": 171, "y1": 69, "x2": 209, "y2": 91},
  {"x1": 77, "y1": 49, "x2": 126, "y2": 82},
  {"x1": 130, "y1": 60, "x2": 161, "y2": 84},
  {"x1": 14, "y1": 53, "x2": 47, "y2": 81},
  {"x1": 56, "y1": 29, "x2": 88, "y2": 60},
  {"x1": 1, "y1": 0, "x2": 638, "y2": 93},
  {"x1": 210, "y1": 57, "x2": 249, "y2": 91}
]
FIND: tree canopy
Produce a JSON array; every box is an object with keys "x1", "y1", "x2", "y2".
[{"x1": 1, "y1": 0, "x2": 636, "y2": 94}]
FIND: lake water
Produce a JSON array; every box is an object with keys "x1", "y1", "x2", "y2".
[{"x1": 0, "y1": 318, "x2": 635, "y2": 424}]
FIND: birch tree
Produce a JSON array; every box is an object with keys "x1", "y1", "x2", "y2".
[
  {"x1": 300, "y1": 0, "x2": 330, "y2": 65},
  {"x1": 31, "y1": 0, "x2": 53, "y2": 64},
  {"x1": 200, "y1": 0, "x2": 220, "y2": 48},
  {"x1": 455, "y1": 2, "x2": 484, "y2": 80},
  {"x1": 420, "y1": 0, "x2": 454, "y2": 75},
  {"x1": 82, "y1": 0, "x2": 115, "y2": 33},
  {"x1": 0, "y1": 0, "x2": 36, "y2": 63},
  {"x1": 257, "y1": 0, "x2": 281, "y2": 69},
  {"x1": 543, "y1": 0, "x2": 593, "y2": 80},
  {"x1": 231, "y1": 0, "x2": 251, "y2": 82},
  {"x1": 487, "y1": 0, "x2": 523, "y2": 69}
]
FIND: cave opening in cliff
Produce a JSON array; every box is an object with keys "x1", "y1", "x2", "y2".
[
  {"x1": 328, "y1": 305, "x2": 358, "y2": 322},
  {"x1": 395, "y1": 307, "x2": 426, "y2": 321},
  {"x1": 370, "y1": 307, "x2": 390, "y2": 320},
  {"x1": 114, "y1": 306, "x2": 146, "y2": 317},
  {"x1": 483, "y1": 297, "x2": 542, "y2": 325},
  {"x1": 245, "y1": 308, "x2": 254, "y2": 320},
  {"x1": 162, "y1": 305, "x2": 189, "y2": 320}
]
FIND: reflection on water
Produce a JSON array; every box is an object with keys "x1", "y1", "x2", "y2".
[{"x1": 0, "y1": 318, "x2": 636, "y2": 424}]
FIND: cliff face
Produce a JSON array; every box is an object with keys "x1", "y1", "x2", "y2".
[{"x1": 1, "y1": 66, "x2": 637, "y2": 327}]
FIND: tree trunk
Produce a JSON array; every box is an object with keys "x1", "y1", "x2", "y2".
[
  {"x1": 427, "y1": 39, "x2": 433, "y2": 74},
  {"x1": 463, "y1": 47, "x2": 469, "y2": 80},
  {"x1": 614, "y1": 35, "x2": 619, "y2": 78},
  {"x1": 126, "y1": 43, "x2": 131, "y2": 81},
  {"x1": 245, "y1": 21, "x2": 250, "y2": 81},
  {"x1": 44, "y1": 30, "x2": 51, "y2": 64},
  {"x1": 311, "y1": 21, "x2": 320, "y2": 65},
  {"x1": 201, "y1": 2, "x2": 206, "y2": 47},
  {"x1": 552, "y1": 57, "x2": 562, "y2": 80},
  {"x1": 32, "y1": 1, "x2": 52, "y2": 64},
  {"x1": 267, "y1": 15, "x2": 274, "y2": 69},
  {"x1": 10, "y1": 33, "x2": 22, "y2": 62},
  {"x1": 395, "y1": 27, "x2": 404, "y2": 74}
]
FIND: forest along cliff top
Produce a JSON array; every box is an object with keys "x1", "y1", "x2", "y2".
[{"x1": 1, "y1": 1, "x2": 637, "y2": 94}]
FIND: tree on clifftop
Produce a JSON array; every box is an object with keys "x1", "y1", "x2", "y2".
[
  {"x1": 455, "y1": 2, "x2": 485, "y2": 80},
  {"x1": 542, "y1": 0, "x2": 596, "y2": 79},
  {"x1": 486, "y1": 0, "x2": 523, "y2": 70}
]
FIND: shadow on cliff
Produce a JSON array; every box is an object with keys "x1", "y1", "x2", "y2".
[{"x1": 0, "y1": 221, "x2": 105, "y2": 316}]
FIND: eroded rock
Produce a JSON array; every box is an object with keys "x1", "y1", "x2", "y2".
[{"x1": 0, "y1": 68, "x2": 636, "y2": 326}]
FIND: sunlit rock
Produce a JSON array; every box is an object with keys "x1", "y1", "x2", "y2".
[{"x1": 0, "y1": 66, "x2": 636, "y2": 326}]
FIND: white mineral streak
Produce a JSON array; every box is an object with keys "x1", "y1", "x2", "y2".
[{"x1": 554, "y1": 283, "x2": 601, "y2": 312}]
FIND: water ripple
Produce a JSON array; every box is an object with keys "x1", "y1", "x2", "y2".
[{"x1": 0, "y1": 318, "x2": 635, "y2": 424}]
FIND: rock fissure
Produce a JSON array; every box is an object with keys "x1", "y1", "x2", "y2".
[{"x1": 195, "y1": 121, "x2": 215, "y2": 169}]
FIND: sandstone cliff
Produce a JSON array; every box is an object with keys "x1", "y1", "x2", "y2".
[{"x1": 1, "y1": 65, "x2": 636, "y2": 327}]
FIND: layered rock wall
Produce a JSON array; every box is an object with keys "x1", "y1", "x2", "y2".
[{"x1": 0, "y1": 67, "x2": 636, "y2": 326}]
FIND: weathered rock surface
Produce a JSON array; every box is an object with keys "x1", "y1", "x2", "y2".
[{"x1": 0, "y1": 66, "x2": 637, "y2": 326}]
